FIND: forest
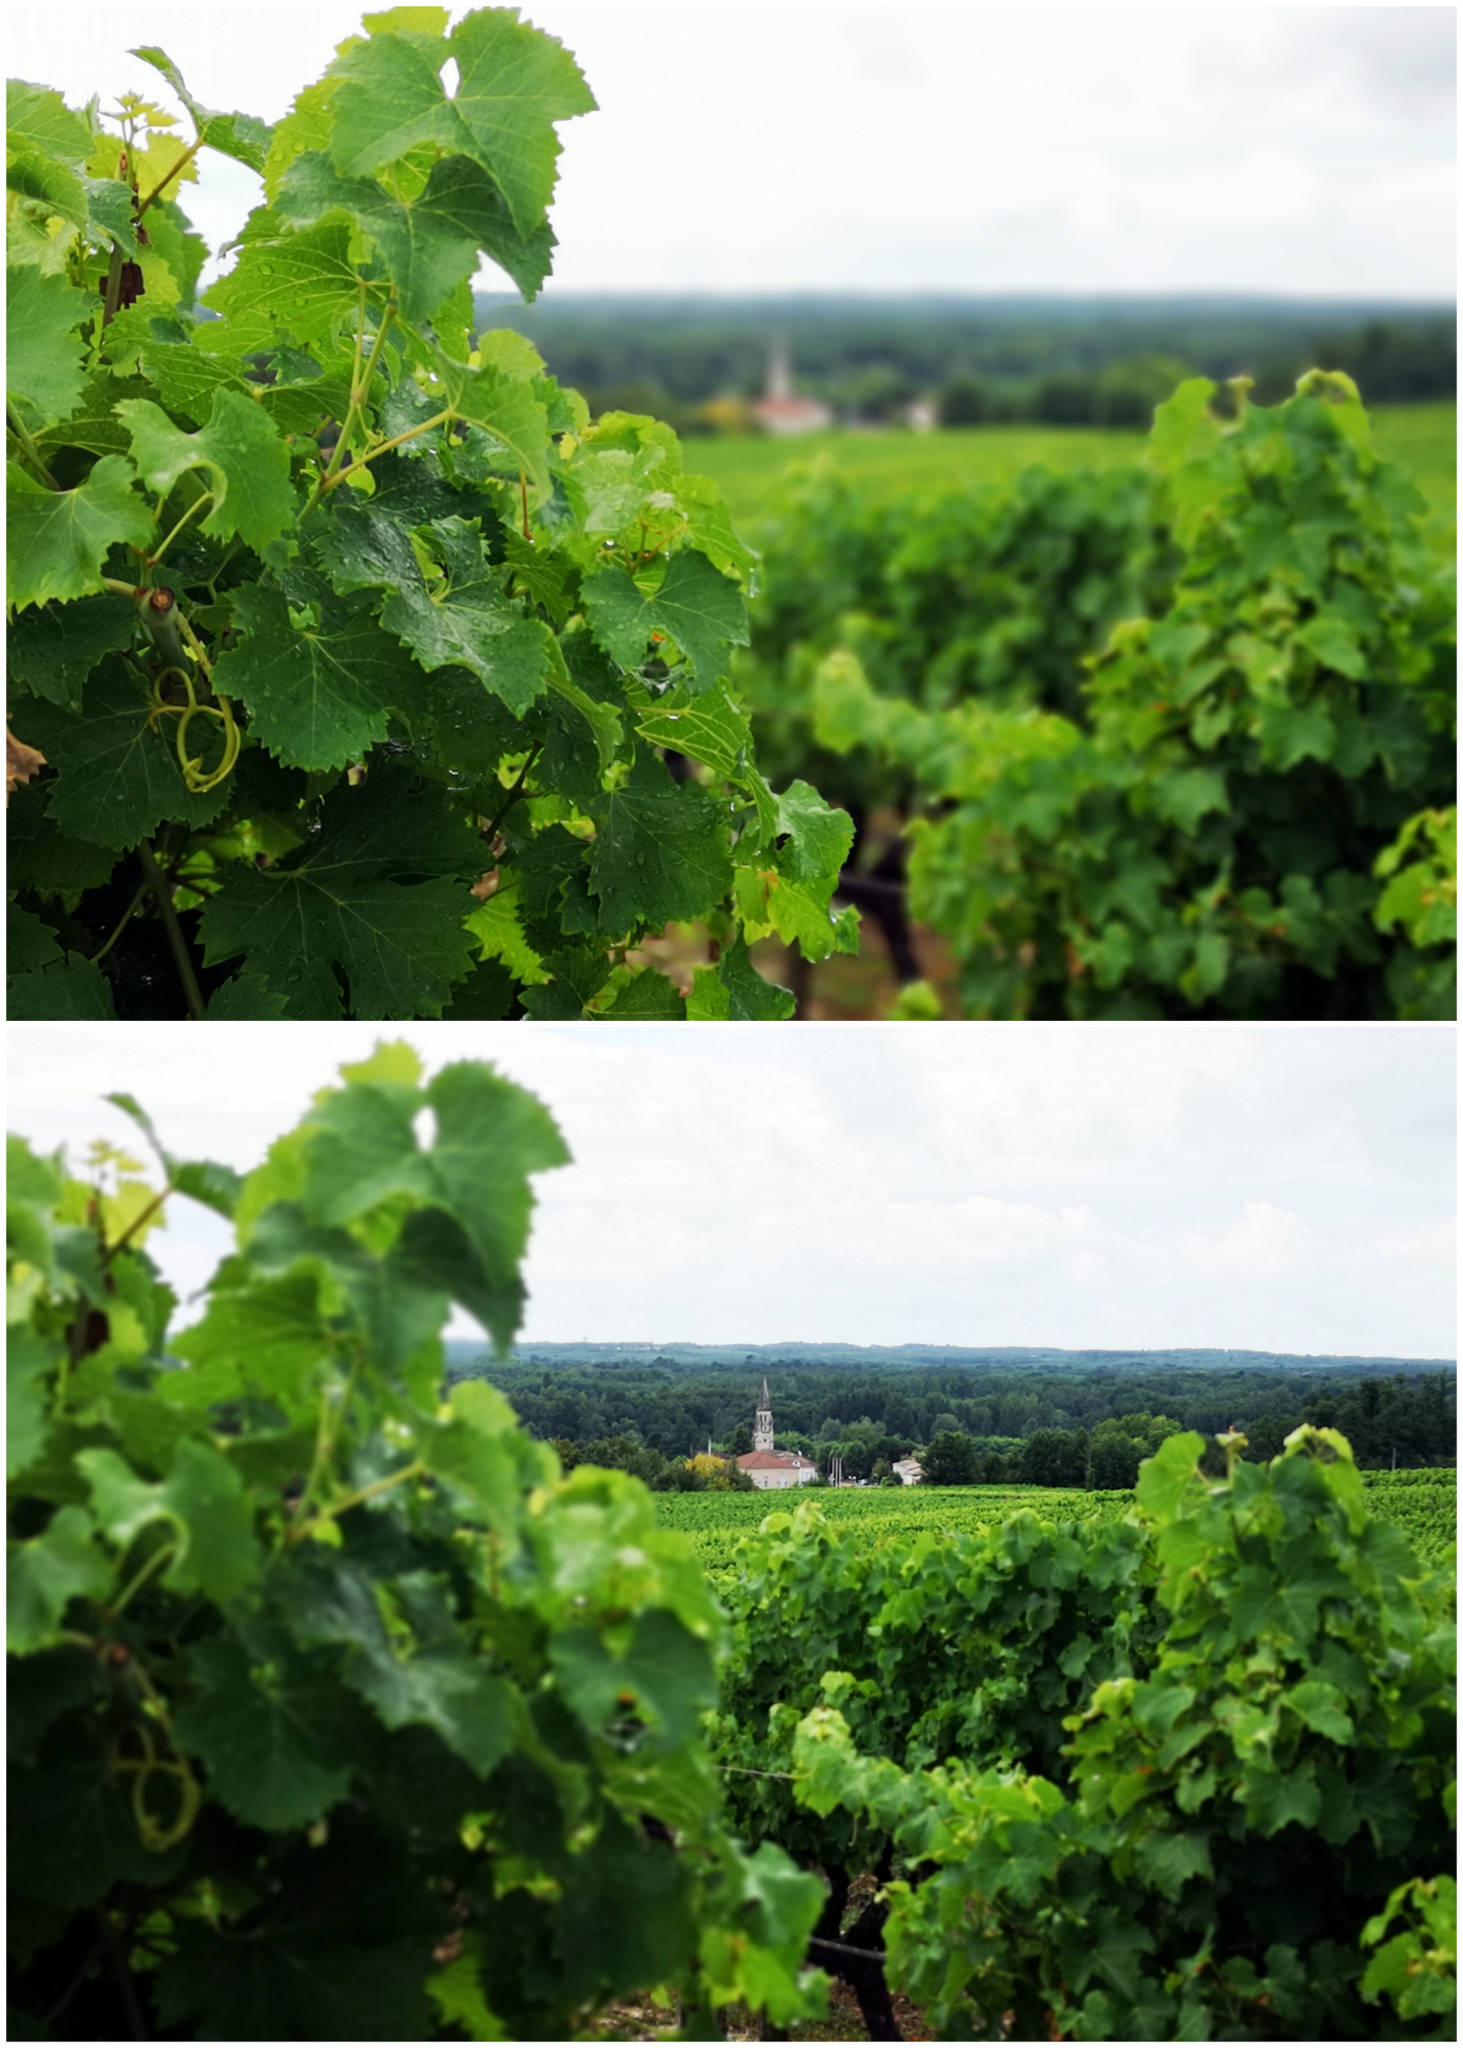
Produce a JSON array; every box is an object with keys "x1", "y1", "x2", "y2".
[
  {"x1": 449, "y1": 1344, "x2": 1457, "y2": 1484},
  {"x1": 479, "y1": 291, "x2": 1457, "y2": 429}
]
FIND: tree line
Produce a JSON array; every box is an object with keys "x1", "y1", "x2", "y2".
[
  {"x1": 452, "y1": 1355, "x2": 1456, "y2": 1488},
  {"x1": 479, "y1": 291, "x2": 1456, "y2": 432}
]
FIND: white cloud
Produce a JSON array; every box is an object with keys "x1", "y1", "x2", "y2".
[
  {"x1": 6, "y1": 1023, "x2": 1455, "y2": 1357},
  {"x1": 5, "y1": 3, "x2": 1452, "y2": 296}
]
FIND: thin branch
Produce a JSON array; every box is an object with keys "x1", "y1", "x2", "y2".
[
  {"x1": 7, "y1": 406, "x2": 59, "y2": 487},
  {"x1": 135, "y1": 840, "x2": 205, "y2": 1020},
  {"x1": 136, "y1": 135, "x2": 204, "y2": 218}
]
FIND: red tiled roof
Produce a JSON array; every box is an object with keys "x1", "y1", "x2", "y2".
[{"x1": 737, "y1": 1450, "x2": 816, "y2": 1470}]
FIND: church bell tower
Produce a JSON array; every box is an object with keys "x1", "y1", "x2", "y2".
[{"x1": 753, "y1": 1377, "x2": 774, "y2": 1453}]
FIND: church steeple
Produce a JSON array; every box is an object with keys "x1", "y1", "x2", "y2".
[{"x1": 753, "y1": 1377, "x2": 774, "y2": 1453}]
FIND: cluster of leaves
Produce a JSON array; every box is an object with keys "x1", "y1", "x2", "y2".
[
  {"x1": 789, "y1": 1429, "x2": 1456, "y2": 2040},
  {"x1": 7, "y1": 1047, "x2": 829, "y2": 2040},
  {"x1": 807, "y1": 375, "x2": 1456, "y2": 1017},
  {"x1": 6, "y1": 9, "x2": 854, "y2": 1021},
  {"x1": 731, "y1": 460, "x2": 1170, "y2": 801},
  {"x1": 707, "y1": 1500, "x2": 1165, "y2": 1916}
]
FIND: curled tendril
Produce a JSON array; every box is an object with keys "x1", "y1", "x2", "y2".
[
  {"x1": 109, "y1": 1718, "x2": 201, "y2": 1853},
  {"x1": 146, "y1": 666, "x2": 241, "y2": 794}
]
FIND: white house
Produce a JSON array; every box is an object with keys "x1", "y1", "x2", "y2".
[{"x1": 891, "y1": 1457, "x2": 924, "y2": 1486}]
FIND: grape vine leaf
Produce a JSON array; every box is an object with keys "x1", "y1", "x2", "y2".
[
  {"x1": 172, "y1": 1635, "x2": 356, "y2": 1829},
  {"x1": 636, "y1": 686, "x2": 752, "y2": 779},
  {"x1": 7, "y1": 80, "x2": 92, "y2": 161},
  {"x1": 687, "y1": 937, "x2": 795, "y2": 1020},
  {"x1": 7, "y1": 956, "x2": 119, "y2": 1019},
  {"x1": 587, "y1": 754, "x2": 733, "y2": 932},
  {"x1": 427, "y1": 350, "x2": 553, "y2": 494},
  {"x1": 199, "y1": 219, "x2": 367, "y2": 356},
  {"x1": 6, "y1": 593, "x2": 139, "y2": 711},
  {"x1": 581, "y1": 550, "x2": 749, "y2": 692},
  {"x1": 6, "y1": 266, "x2": 91, "y2": 424},
  {"x1": 276, "y1": 150, "x2": 552, "y2": 321},
  {"x1": 17, "y1": 664, "x2": 230, "y2": 849},
  {"x1": 328, "y1": 12, "x2": 595, "y2": 236},
  {"x1": 380, "y1": 519, "x2": 554, "y2": 714},
  {"x1": 7, "y1": 456, "x2": 153, "y2": 608},
  {"x1": 129, "y1": 47, "x2": 273, "y2": 173},
  {"x1": 214, "y1": 578, "x2": 423, "y2": 771},
  {"x1": 116, "y1": 388, "x2": 295, "y2": 550},
  {"x1": 197, "y1": 771, "x2": 481, "y2": 1017},
  {"x1": 7, "y1": 1505, "x2": 114, "y2": 1655}
]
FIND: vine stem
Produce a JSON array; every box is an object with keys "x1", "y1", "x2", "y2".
[
  {"x1": 291, "y1": 1459, "x2": 426, "y2": 1543},
  {"x1": 137, "y1": 135, "x2": 204, "y2": 218},
  {"x1": 483, "y1": 747, "x2": 542, "y2": 844},
  {"x1": 106, "y1": 1541, "x2": 177, "y2": 1620},
  {"x1": 302, "y1": 406, "x2": 453, "y2": 513},
  {"x1": 90, "y1": 879, "x2": 150, "y2": 965},
  {"x1": 135, "y1": 841, "x2": 206, "y2": 1020},
  {"x1": 148, "y1": 490, "x2": 213, "y2": 569},
  {"x1": 6, "y1": 406, "x2": 59, "y2": 488}
]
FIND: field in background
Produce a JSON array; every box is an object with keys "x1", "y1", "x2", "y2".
[
  {"x1": 656, "y1": 1468, "x2": 1457, "y2": 1575},
  {"x1": 691, "y1": 401, "x2": 1457, "y2": 535}
]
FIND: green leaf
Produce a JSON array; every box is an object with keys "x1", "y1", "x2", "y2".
[
  {"x1": 637, "y1": 686, "x2": 752, "y2": 779},
  {"x1": 328, "y1": 12, "x2": 594, "y2": 237},
  {"x1": 427, "y1": 350, "x2": 553, "y2": 495},
  {"x1": 6, "y1": 266, "x2": 91, "y2": 424},
  {"x1": 7, "y1": 955, "x2": 119, "y2": 1019},
  {"x1": 378, "y1": 518, "x2": 553, "y2": 714},
  {"x1": 8, "y1": 1720, "x2": 186, "y2": 1909},
  {"x1": 7, "y1": 1504, "x2": 114, "y2": 1654},
  {"x1": 1296, "y1": 613, "x2": 1368, "y2": 680},
  {"x1": 173, "y1": 1634, "x2": 356, "y2": 1829},
  {"x1": 197, "y1": 770, "x2": 480, "y2": 1017},
  {"x1": 1134, "y1": 1432, "x2": 1206, "y2": 1519},
  {"x1": 5, "y1": 593, "x2": 139, "y2": 711},
  {"x1": 588, "y1": 754, "x2": 733, "y2": 933},
  {"x1": 116, "y1": 387, "x2": 296, "y2": 551},
  {"x1": 687, "y1": 937, "x2": 796, "y2": 1020},
  {"x1": 167, "y1": 1269, "x2": 333, "y2": 1412},
  {"x1": 7, "y1": 1332, "x2": 58, "y2": 1479},
  {"x1": 774, "y1": 779, "x2": 855, "y2": 879},
  {"x1": 582, "y1": 550, "x2": 749, "y2": 692},
  {"x1": 276, "y1": 150, "x2": 551, "y2": 322},
  {"x1": 200, "y1": 219, "x2": 366, "y2": 356},
  {"x1": 16, "y1": 664, "x2": 228, "y2": 850},
  {"x1": 130, "y1": 47, "x2": 273, "y2": 172},
  {"x1": 7, "y1": 456, "x2": 153, "y2": 608},
  {"x1": 7, "y1": 81, "x2": 93, "y2": 164},
  {"x1": 213, "y1": 579, "x2": 422, "y2": 771}
]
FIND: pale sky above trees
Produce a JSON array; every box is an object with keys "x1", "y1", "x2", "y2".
[
  {"x1": 9, "y1": 1024, "x2": 1455, "y2": 1356},
  {"x1": 9, "y1": 2, "x2": 1455, "y2": 297}
]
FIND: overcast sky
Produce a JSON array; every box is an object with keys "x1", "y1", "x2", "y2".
[
  {"x1": 7, "y1": 1024, "x2": 1455, "y2": 1358},
  {"x1": 8, "y1": 2, "x2": 1455, "y2": 298}
]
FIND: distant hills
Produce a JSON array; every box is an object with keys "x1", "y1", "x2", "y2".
[
  {"x1": 474, "y1": 290, "x2": 1456, "y2": 420},
  {"x1": 447, "y1": 1340, "x2": 1453, "y2": 1379}
]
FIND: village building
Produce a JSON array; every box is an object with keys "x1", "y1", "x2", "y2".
[
  {"x1": 891, "y1": 1457, "x2": 924, "y2": 1486},
  {"x1": 748, "y1": 336, "x2": 833, "y2": 438},
  {"x1": 736, "y1": 1378, "x2": 818, "y2": 1489}
]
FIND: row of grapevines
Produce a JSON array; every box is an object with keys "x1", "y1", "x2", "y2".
[
  {"x1": 7, "y1": 1047, "x2": 831, "y2": 2039},
  {"x1": 6, "y1": 8, "x2": 854, "y2": 1020},
  {"x1": 712, "y1": 1434, "x2": 1455, "y2": 2039},
  {"x1": 805, "y1": 375, "x2": 1456, "y2": 1017},
  {"x1": 656, "y1": 1468, "x2": 1456, "y2": 1576}
]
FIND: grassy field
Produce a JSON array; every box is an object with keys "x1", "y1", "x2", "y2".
[
  {"x1": 690, "y1": 401, "x2": 1457, "y2": 536},
  {"x1": 655, "y1": 1468, "x2": 1457, "y2": 1574}
]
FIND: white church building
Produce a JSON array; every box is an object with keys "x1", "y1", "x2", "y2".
[{"x1": 735, "y1": 1378, "x2": 818, "y2": 1489}]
